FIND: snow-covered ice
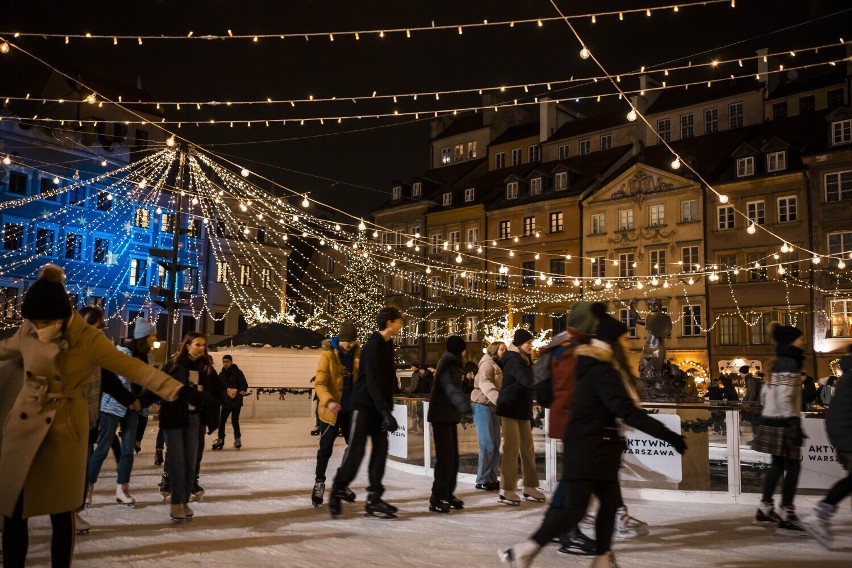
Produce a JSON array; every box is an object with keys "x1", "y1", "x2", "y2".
[{"x1": 16, "y1": 418, "x2": 852, "y2": 567}]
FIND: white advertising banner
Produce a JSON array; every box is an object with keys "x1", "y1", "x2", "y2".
[
  {"x1": 799, "y1": 417, "x2": 845, "y2": 489},
  {"x1": 387, "y1": 403, "x2": 408, "y2": 459},
  {"x1": 619, "y1": 414, "x2": 683, "y2": 483}
]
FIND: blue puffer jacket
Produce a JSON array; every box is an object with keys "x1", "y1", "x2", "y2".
[{"x1": 99, "y1": 345, "x2": 135, "y2": 417}]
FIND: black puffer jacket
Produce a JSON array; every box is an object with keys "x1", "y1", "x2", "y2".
[
  {"x1": 564, "y1": 342, "x2": 682, "y2": 481},
  {"x1": 219, "y1": 364, "x2": 249, "y2": 409},
  {"x1": 158, "y1": 354, "x2": 225, "y2": 433},
  {"x1": 427, "y1": 351, "x2": 472, "y2": 423},
  {"x1": 351, "y1": 331, "x2": 396, "y2": 415},
  {"x1": 827, "y1": 357, "x2": 852, "y2": 453},
  {"x1": 496, "y1": 344, "x2": 535, "y2": 421}
]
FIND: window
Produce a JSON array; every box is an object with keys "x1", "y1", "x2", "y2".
[
  {"x1": 65, "y1": 233, "x2": 83, "y2": 260},
  {"x1": 799, "y1": 95, "x2": 815, "y2": 114},
  {"x1": 528, "y1": 145, "x2": 540, "y2": 163},
  {"x1": 729, "y1": 102, "x2": 744, "y2": 129},
  {"x1": 0, "y1": 286, "x2": 19, "y2": 319},
  {"x1": 777, "y1": 196, "x2": 797, "y2": 222},
  {"x1": 447, "y1": 274, "x2": 459, "y2": 294},
  {"x1": 466, "y1": 274, "x2": 479, "y2": 293},
  {"x1": 162, "y1": 213, "x2": 175, "y2": 233},
  {"x1": 187, "y1": 219, "x2": 201, "y2": 238},
  {"x1": 558, "y1": 144, "x2": 568, "y2": 159},
  {"x1": 392, "y1": 185, "x2": 401, "y2": 200},
  {"x1": 749, "y1": 313, "x2": 768, "y2": 344},
  {"x1": 650, "y1": 249, "x2": 666, "y2": 276},
  {"x1": 554, "y1": 171, "x2": 567, "y2": 191},
  {"x1": 134, "y1": 207, "x2": 150, "y2": 229},
  {"x1": 549, "y1": 211, "x2": 563, "y2": 233},
  {"x1": 618, "y1": 209, "x2": 634, "y2": 230},
  {"x1": 495, "y1": 273, "x2": 508, "y2": 289},
  {"x1": 772, "y1": 101, "x2": 788, "y2": 120},
  {"x1": 495, "y1": 152, "x2": 505, "y2": 169},
  {"x1": 213, "y1": 312, "x2": 226, "y2": 336},
  {"x1": 68, "y1": 186, "x2": 86, "y2": 206},
  {"x1": 550, "y1": 258, "x2": 565, "y2": 284},
  {"x1": 780, "y1": 250, "x2": 799, "y2": 279},
  {"x1": 467, "y1": 141, "x2": 477, "y2": 158},
  {"x1": 129, "y1": 258, "x2": 147, "y2": 286},
  {"x1": 157, "y1": 265, "x2": 169, "y2": 288},
  {"x1": 499, "y1": 220, "x2": 510, "y2": 240},
  {"x1": 506, "y1": 182, "x2": 519, "y2": 199},
  {"x1": 832, "y1": 119, "x2": 852, "y2": 145},
  {"x1": 521, "y1": 314, "x2": 536, "y2": 332},
  {"x1": 591, "y1": 213, "x2": 605, "y2": 234},
  {"x1": 239, "y1": 264, "x2": 252, "y2": 286},
  {"x1": 600, "y1": 134, "x2": 612, "y2": 151},
  {"x1": 828, "y1": 231, "x2": 852, "y2": 260},
  {"x1": 748, "y1": 253, "x2": 767, "y2": 281},
  {"x1": 464, "y1": 187, "x2": 475, "y2": 202},
  {"x1": 40, "y1": 179, "x2": 58, "y2": 201},
  {"x1": 35, "y1": 228, "x2": 54, "y2": 256},
  {"x1": 93, "y1": 238, "x2": 109, "y2": 264},
  {"x1": 591, "y1": 257, "x2": 606, "y2": 278},
  {"x1": 682, "y1": 306, "x2": 702, "y2": 336},
  {"x1": 619, "y1": 253, "x2": 635, "y2": 278},
  {"x1": 409, "y1": 273, "x2": 421, "y2": 294},
  {"x1": 827, "y1": 88, "x2": 844, "y2": 108},
  {"x1": 649, "y1": 204, "x2": 665, "y2": 227},
  {"x1": 718, "y1": 253, "x2": 738, "y2": 284},
  {"x1": 511, "y1": 148, "x2": 522, "y2": 166},
  {"x1": 717, "y1": 206, "x2": 735, "y2": 230},
  {"x1": 3, "y1": 222, "x2": 22, "y2": 251},
  {"x1": 619, "y1": 308, "x2": 637, "y2": 338},
  {"x1": 430, "y1": 233, "x2": 442, "y2": 254},
  {"x1": 579, "y1": 139, "x2": 591, "y2": 155},
  {"x1": 831, "y1": 299, "x2": 852, "y2": 337},
  {"x1": 430, "y1": 276, "x2": 441, "y2": 297},
  {"x1": 96, "y1": 190, "x2": 111, "y2": 210},
  {"x1": 465, "y1": 316, "x2": 479, "y2": 342},
  {"x1": 737, "y1": 156, "x2": 754, "y2": 177},
  {"x1": 8, "y1": 172, "x2": 28, "y2": 195},
  {"x1": 113, "y1": 123, "x2": 127, "y2": 142},
  {"x1": 719, "y1": 315, "x2": 740, "y2": 345},
  {"x1": 453, "y1": 144, "x2": 464, "y2": 161},
  {"x1": 522, "y1": 261, "x2": 536, "y2": 287},
  {"x1": 427, "y1": 320, "x2": 441, "y2": 342},
  {"x1": 747, "y1": 201, "x2": 765, "y2": 225},
  {"x1": 680, "y1": 113, "x2": 694, "y2": 138},
  {"x1": 216, "y1": 260, "x2": 229, "y2": 282},
  {"x1": 530, "y1": 177, "x2": 542, "y2": 195},
  {"x1": 826, "y1": 171, "x2": 852, "y2": 201},
  {"x1": 412, "y1": 182, "x2": 421, "y2": 197},
  {"x1": 523, "y1": 216, "x2": 536, "y2": 237},
  {"x1": 767, "y1": 151, "x2": 786, "y2": 172},
  {"x1": 261, "y1": 267, "x2": 271, "y2": 289},
  {"x1": 441, "y1": 147, "x2": 451, "y2": 164},
  {"x1": 183, "y1": 267, "x2": 199, "y2": 293},
  {"x1": 466, "y1": 227, "x2": 479, "y2": 246},
  {"x1": 681, "y1": 199, "x2": 698, "y2": 222},
  {"x1": 704, "y1": 108, "x2": 718, "y2": 134},
  {"x1": 449, "y1": 230, "x2": 460, "y2": 251},
  {"x1": 657, "y1": 119, "x2": 671, "y2": 142},
  {"x1": 442, "y1": 192, "x2": 452, "y2": 206},
  {"x1": 682, "y1": 246, "x2": 699, "y2": 273},
  {"x1": 134, "y1": 128, "x2": 149, "y2": 146}
]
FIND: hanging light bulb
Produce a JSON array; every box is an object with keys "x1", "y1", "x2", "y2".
[
  {"x1": 239, "y1": 202, "x2": 248, "y2": 212},
  {"x1": 573, "y1": 278, "x2": 581, "y2": 286},
  {"x1": 780, "y1": 243, "x2": 790, "y2": 253},
  {"x1": 358, "y1": 220, "x2": 366, "y2": 231},
  {"x1": 778, "y1": 266, "x2": 786, "y2": 275},
  {"x1": 839, "y1": 260, "x2": 847, "y2": 269},
  {"x1": 390, "y1": 259, "x2": 396, "y2": 267},
  {"x1": 718, "y1": 194, "x2": 729, "y2": 203},
  {"x1": 579, "y1": 46, "x2": 590, "y2": 59},
  {"x1": 812, "y1": 255, "x2": 821, "y2": 264},
  {"x1": 138, "y1": 179, "x2": 147, "y2": 189},
  {"x1": 106, "y1": 194, "x2": 113, "y2": 201},
  {"x1": 651, "y1": 277, "x2": 659, "y2": 286},
  {"x1": 53, "y1": 176, "x2": 60, "y2": 185},
  {"x1": 461, "y1": 270, "x2": 467, "y2": 278},
  {"x1": 72, "y1": 169, "x2": 80, "y2": 180},
  {"x1": 605, "y1": 281, "x2": 613, "y2": 289},
  {"x1": 456, "y1": 254, "x2": 463, "y2": 263},
  {"x1": 671, "y1": 157, "x2": 681, "y2": 169},
  {"x1": 477, "y1": 246, "x2": 483, "y2": 254},
  {"x1": 240, "y1": 168, "x2": 250, "y2": 177},
  {"x1": 0, "y1": 42, "x2": 10, "y2": 54},
  {"x1": 406, "y1": 239, "x2": 414, "y2": 248},
  {"x1": 535, "y1": 253, "x2": 540, "y2": 260},
  {"x1": 85, "y1": 93, "x2": 96, "y2": 104},
  {"x1": 166, "y1": 136, "x2": 176, "y2": 147},
  {"x1": 627, "y1": 109, "x2": 637, "y2": 122},
  {"x1": 594, "y1": 278, "x2": 602, "y2": 286},
  {"x1": 491, "y1": 240, "x2": 497, "y2": 246},
  {"x1": 2, "y1": 155, "x2": 10, "y2": 166},
  {"x1": 334, "y1": 223, "x2": 341, "y2": 231},
  {"x1": 156, "y1": 207, "x2": 162, "y2": 214},
  {"x1": 747, "y1": 224, "x2": 756, "y2": 235},
  {"x1": 302, "y1": 194, "x2": 310, "y2": 207},
  {"x1": 733, "y1": 268, "x2": 740, "y2": 276},
  {"x1": 663, "y1": 281, "x2": 670, "y2": 288},
  {"x1": 100, "y1": 160, "x2": 107, "y2": 167},
  {"x1": 509, "y1": 250, "x2": 515, "y2": 257},
  {"x1": 292, "y1": 214, "x2": 299, "y2": 222},
  {"x1": 513, "y1": 236, "x2": 519, "y2": 243},
  {"x1": 773, "y1": 253, "x2": 780, "y2": 260},
  {"x1": 637, "y1": 281, "x2": 644, "y2": 289},
  {"x1": 319, "y1": 239, "x2": 326, "y2": 246},
  {"x1": 539, "y1": 272, "x2": 546, "y2": 281},
  {"x1": 372, "y1": 230, "x2": 379, "y2": 238},
  {"x1": 688, "y1": 277, "x2": 695, "y2": 285},
  {"x1": 192, "y1": 197, "x2": 199, "y2": 205}
]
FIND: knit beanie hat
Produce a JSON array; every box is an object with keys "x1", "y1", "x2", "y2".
[
  {"x1": 133, "y1": 319, "x2": 157, "y2": 339},
  {"x1": 21, "y1": 264, "x2": 72, "y2": 320},
  {"x1": 771, "y1": 323, "x2": 803, "y2": 345},
  {"x1": 590, "y1": 302, "x2": 628, "y2": 344},
  {"x1": 446, "y1": 335, "x2": 467, "y2": 356},
  {"x1": 739, "y1": 365, "x2": 750, "y2": 374},
  {"x1": 513, "y1": 328, "x2": 534, "y2": 346},
  {"x1": 567, "y1": 301, "x2": 596, "y2": 335},
  {"x1": 339, "y1": 319, "x2": 357, "y2": 342}
]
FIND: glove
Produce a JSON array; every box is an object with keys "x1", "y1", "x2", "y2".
[
  {"x1": 666, "y1": 433, "x2": 688, "y2": 455},
  {"x1": 178, "y1": 385, "x2": 204, "y2": 407},
  {"x1": 381, "y1": 410, "x2": 399, "y2": 433}
]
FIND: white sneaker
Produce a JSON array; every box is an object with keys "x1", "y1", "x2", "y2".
[
  {"x1": 498, "y1": 539, "x2": 540, "y2": 568},
  {"x1": 499, "y1": 490, "x2": 521, "y2": 505},
  {"x1": 115, "y1": 483, "x2": 136, "y2": 505},
  {"x1": 614, "y1": 506, "x2": 649, "y2": 539},
  {"x1": 523, "y1": 487, "x2": 545, "y2": 502},
  {"x1": 801, "y1": 514, "x2": 832, "y2": 549}
]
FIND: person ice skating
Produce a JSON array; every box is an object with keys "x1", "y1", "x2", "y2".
[
  {"x1": 212, "y1": 355, "x2": 249, "y2": 451},
  {"x1": 750, "y1": 323, "x2": 807, "y2": 535},
  {"x1": 743, "y1": 365, "x2": 762, "y2": 404},
  {"x1": 471, "y1": 340, "x2": 505, "y2": 491},
  {"x1": 329, "y1": 306, "x2": 403, "y2": 519},
  {"x1": 500, "y1": 303, "x2": 686, "y2": 568},
  {"x1": 496, "y1": 328, "x2": 545, "y2": 505},
  {"x1": 802, "y1": 354, "x2": 852, "y2": 548},
  {"x1": 157, "y1": 332, "x2": 224, "y2": 522},
  {"x1": 311, "y1": 320, "x2": 361, "y2": 507},
  {"x1": 0, "y1": 264, "x2": 189, "y2": 567},
  {"x1": 427, "y1": 336, "x2": 473, "y2": 513}
]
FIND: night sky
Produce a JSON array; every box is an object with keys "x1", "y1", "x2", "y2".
[{"x1": 1, "y1": 0, "x2": 848, "y2": 216}]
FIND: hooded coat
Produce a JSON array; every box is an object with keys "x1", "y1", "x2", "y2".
[
  {"x1": 427, "y1": 351, "x2": 472, "y2": 423},
  {"x1": 315, "y1": 337, "x2": 361, "y2": 425},
  {"x1": 496, "y1": 343, "x2": 535, "y2": 421},
  {"x1": 471, "y1": 352, "x2": 502, "y2": 405},
  {"x1": 539, "y1": 329, "x2": 588, "y2": 440},
  {"x1": 0, "y1": 313, "x2": 184, "y2": 518}
]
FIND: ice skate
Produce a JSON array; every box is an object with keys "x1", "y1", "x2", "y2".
[
  {"x1": 523, "y1": 487, "x2": 545, "y2": 502},
  {"x1": 184, "y1": 503, "x2": 194, "y2": 519},
  {"x1": 311, "y1": 480, "x2": 325, "y2": 507},
  {"x1": 170, "y1": 503, "x2": 187, "y2": 523},
  {"x1": 498, "y1": 539, "x2": 540, "y2": 568},
  {"x1": 753, "y1": 500, "x2": 781, "y2": 526},
  {"x1": 234, "y1": 436, "x2": 242, "y2": 449},
  {"x1": 776, "y1": 506, "x2": 807, "y2": 536},
  {"x1": 448, "y1": 495, "x2": 464, "y2": 509},
  {"x1": 154, "y1": 448, "x2": 164, "y2": 466},
  {"x1": 159, "y1": 473, "x2": 171, "y2": 502},
  {"x1": 365, "y1": 492, "x2": 398, "y2": 518},
  {"x1": 211, "y1": 438, "x2": 224, "y2": 451},
  {"x1": 329, "y1": 489, "x2": 343, "y2": 518},
  {"x1": 340, "y1": 487, "x2": 357, "y2": 503},
  {"x1": 499, "y1": 489, "x2": 521, "y2": 506},
  {"x1": 614, "y1": 506, "x2": 649, "y2": 539},
  {"x1": 190, "y1": 479, "x2": 205, "y2": 502},
  {"x1": 429, "y1": 496, "x2": 451, "y2": 513},
  {"x1": 556, "y1": 528, "x2": 596, "y2": 556},
  {"x1": 115, "y1": 483, "x2": 136, "y2": 506},
  {"x1": 85, "y1": 483, "x2": 94, "y2": 508},
  {"x1": 74, "y1": 512, "x2": 91, "y2": 534},
  {"x1": 801, "y1": 501, "x2": 836, "y2": 549},
  {"x1": 579, "y1": 513, "x2": 597, "y2": 538}
]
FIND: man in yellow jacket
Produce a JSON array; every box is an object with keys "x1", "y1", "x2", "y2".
[{"x1": 312, "y1": 320, "x2": 361, "y2": 507}]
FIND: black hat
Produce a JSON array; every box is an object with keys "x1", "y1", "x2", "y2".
[
  {"x1": 739, "y1": 365, "x2": 750, "y2": 374},
  {"x1": 513, "y1": 328, "x2": 534, "y2": 346},
  {"x1": 21, "y1": 264, "x2": 72, "y2": 321},
  {"x1": 771, "y1": 323, "x2": 803, "y2": 345},
  {"x1": 446, "y1": 335, "x2": 467, "y2": 356},
  {"x1": 339, "y1": 319, "x2": 357, "y2": 342},
  {"x1": 590, "y1": 303, "x2": 628, "y2": 344}
]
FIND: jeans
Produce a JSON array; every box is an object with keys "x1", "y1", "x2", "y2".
[
  {"x1": 315, "y1": 412, "x2": 352, "y2": 481},
  {"x1": 164, "y1": 414, "x2": 200, "y2": 504},
  {"x1": 472, "y1": 403, "x2": 500, "y2": 485},
  {"x1": 218, "y1": 406, "x2": 242, "y2": 440},
  {"x1": 88, "y1": 411, "x2": 139, "y2": 485}
]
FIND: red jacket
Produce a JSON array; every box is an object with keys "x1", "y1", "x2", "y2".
[{"x1": 547, "y1": 329, "x2": 588, "y2": 440}]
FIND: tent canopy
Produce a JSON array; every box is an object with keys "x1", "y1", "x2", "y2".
[{"x1": 209, "y1": 323, "x2": 325, "y2": 349}]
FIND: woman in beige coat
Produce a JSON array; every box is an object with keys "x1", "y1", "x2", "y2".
[
  {"x1": 0, "y1": 265, "x2": 190, "y2": 567},
  {"x1": 471, "y1": 341, "x2": 505, "y2": 490}
]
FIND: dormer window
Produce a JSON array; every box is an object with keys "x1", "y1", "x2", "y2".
[
  {"x1": 554, "y1": 172, "x2": 567, "y2": 191},
  {"x1": 412, "y1": 182, "x2": 422, "y2": 197},
  {"x1": 442, "y1": 192, "x2": 452, "y2": 206},
  {"x1": 506, "y1": 182, "x2": 519, "y2": 199},
  {"x1": 832, "y1": 119, "x2": 851, "y2": 146},
  {"x1": 766, "y1": 151, "x2": 786, "y2": 173},
  {"x1": 736, "y1": 156, "x2": 754, "y2": 177},
  {"x1": 392, "y1": 185, "x2": 402, "y2": 200},
  {"x1": 530, "y1": 177, "x2": 542, "y2": 196},
  {"x1": 464, "y1": 187, "x2": 475, "y2": 202}
]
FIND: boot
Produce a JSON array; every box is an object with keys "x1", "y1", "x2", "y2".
[
  {"x1": 234, "y1": 436, "x2": 242, "y2": 449},
  {"x1": 211, "y1": 438, "x2": 225, "y2": 451},
  {"x1": 365, "y1": 492, "x2": 398, "y2": 518},
  {"x1": 74, "y1": 512, "x2": 91, "y2": 534},
  {"x1": 329, "y1": 488, "x2": 343, "y2": 518},
  {"x1": 589, "y1": 552, "x2": 619, "y2": 567},
  {"x1": 753, "y1": 500, "x2": 781, "y2": 526},
  {"x1": 614, "y1": 506, "x2": 649, "y2": 539},
  {"x1": 498, "y1": 539, "x2": 540, "y2": 568},
  {"x1": 115, "y1": 483, "x2": 136, "y2": 505},
  {"x1": 184, "y1": 503, "x2": 194, "y2": 519},
  {"x1": 311, "y1": 480, "x2": 326, "y2": 507},
  {"x1": 777, "y1": 505, "x2": 807, "y2": 536},
  {"x1": 159, "y1": 472, "x2": 171, "y2": 501},
  {"x1": 499, "y1": 489, "x2": 521, "y2": 506},
  {"x1": 154, "y1": 448, "x2": 164, "y2": 466},
  {"x1": 523, "y1": 487, "x2": 545, "y2": 502},
  {"x1": 448, "y1": 495, "x2": 464, "y2": 509},
  {"x1": 802, "y1": 500, "x2": 836, "y2": 549},
  {"x1": 429, "y1": 496, "x2": 451, "y2": 513},
  {"x1": 340, "y1": 487, "x2": 357, "y2": 503},
  {"x1": 85, "y1": 483, "x2": 94, "y2": 508},
  {"x1": 191, "y1": 479, "x2": 205, "y2": 502},
  {"x1": 557, "y1": 528, "x2": 596, "y2": 556},
  {"x1": 170, "y1": 503, "x2": 187, "y2": 522}
]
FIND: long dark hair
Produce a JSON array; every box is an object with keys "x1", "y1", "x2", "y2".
[
  {"x1": 611, "y1": 339, "x2": 638, "y2": 383},
  {"x1": 170, "y1": 331, "x2": 213, "y2": 375}
]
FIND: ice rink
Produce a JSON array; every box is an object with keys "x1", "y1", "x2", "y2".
[{"x1": 19, "y1": 418, "x2": 852, "y2": 567}]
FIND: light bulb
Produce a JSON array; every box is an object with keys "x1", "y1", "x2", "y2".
[
  {"x1": 733, "y1": 269, "x2": 740, "y2": 275},
  {"x1": 812, "y1": 255, "x2": 821, "y2": 264},
  {"x1": 461, "y1": 271, "x2": 467, "y2": 277},
  {"x1": 100, "y1": 160, "x2": 107, "y2": 167},
  {"x1": 334, "y1": 223, "x2": 341, "y2": 231},
  {"x1": 637, "y1": 282, "x2": 644, "y2": 289},
  {"x1": 156, "y1": 207, "x2": 162, "y2": 214},
  {"x1": 166, "y1": 136, "x2": 176, "y2": 147},
  {"x1": 491, "y1": 240, "x2": 497, "y2": 246},
  {"x1": 719, "y1": 194, "x2": 729, "y2": 203},
  {"x1": 513, "y1": 236, "x2": 519, "y2": 243},
  {"x1": 573, "y1": 278, "x2": 581, "y2": 286},
  {"x1": 773, "y1": 253, "x2": 780, "y2": 260},
  {"x1": 390, "y1": 260, "x2": 396, "y2": 267},
  {"x1": 778, "y1": 266, "x2": 786, "y2": 274},
  {"x1": 138, "y1": 179, "x2": 147, "y2": 189},
  {"x1": 192, "y1": 197, "x2": 199, "y2": 205},
  {"x1": 406, "y1": 239, "x2": 413, "y2": 247},
  {"x1": 358, "y1": 220, "x2": 366, "y2": 231},
  {"x1": 85, "y1": 93, "x2": 96, "y2": 104},
  {"x1": 539, "y1": 272, "x2": 546, "y2": 281},
  {"x1": 509, "y1": 250, "x2": 515, "y2": 257},
  {"x1": 106, "y1": 194, "x2": 113, "y2": 201},
  {"x1": 415, "y1": 232, "x2": 421, "y2": 238},
  {"x1": 747, "y1": 224, "x2": 756, "y2": 234},
  {"x1": 671, "y1": 158, "x2": 681, "y2": 169},
  {"x1": 688, "y1": 277, "x2": 694, "y2": 285},
  {"x1": 53, "y1": 176, "x2": 60, "y2": 185},
  {"x1": 605, "y1": 281, "x2": 613, "y2": 289},
  {"x1": 477, "y1": 247, "x2": 483, "y2": 253},
  {"x1": 651, "y1": 277, "x2": 659, "y2": 286},
  {"x1": 372, "y1": 230, "x2": 379, "y2": 238},
  {"x1": 0, "y1": 42, "x2": 10, "y2": 54},
  {"x1": 240, "y1": 168, "x2": 250, "y2": 177},
  {"x1": 627, "y1": 109, "x2": 637, "y2": 122},
  {"x1": 579, "y1": 46, "x2": 590, "y2": 59},
  {"x1": 594, "y1": 278, "x2": 602, "y2": 286},
  {"x1": 319, "y1": 239, "x2": 325, "y2": 246},
  {"x1": 239, "y1": 202, "x2": 248, "y2": 212},
  {"x1": 302, "y1": 195, "x2": 310, "y2": 207},
  {"x1": 839, "y1": 260, "x2": 847, "y2": 269},
  {"x1": 73, "y1": 170, "x2": 79, "y2": 180},
  {"x1": 566, "y1": 254, "x2": 572, "y2": 260},
  {"x1": 535, "y1": 253, "x2": 540, "y2": 260},
  {"x1": 663, "y1": 281, "x2": 670, "y2": 288},
  {"x1": 780, "y1": 243, "x2": 790, "y2": 253},
  {"x1": 2, "y1": 156, "x2": 10, "y2": 165},
  {"x1": 456, "y1": 254, "x2": 462, "y2": 263}
]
